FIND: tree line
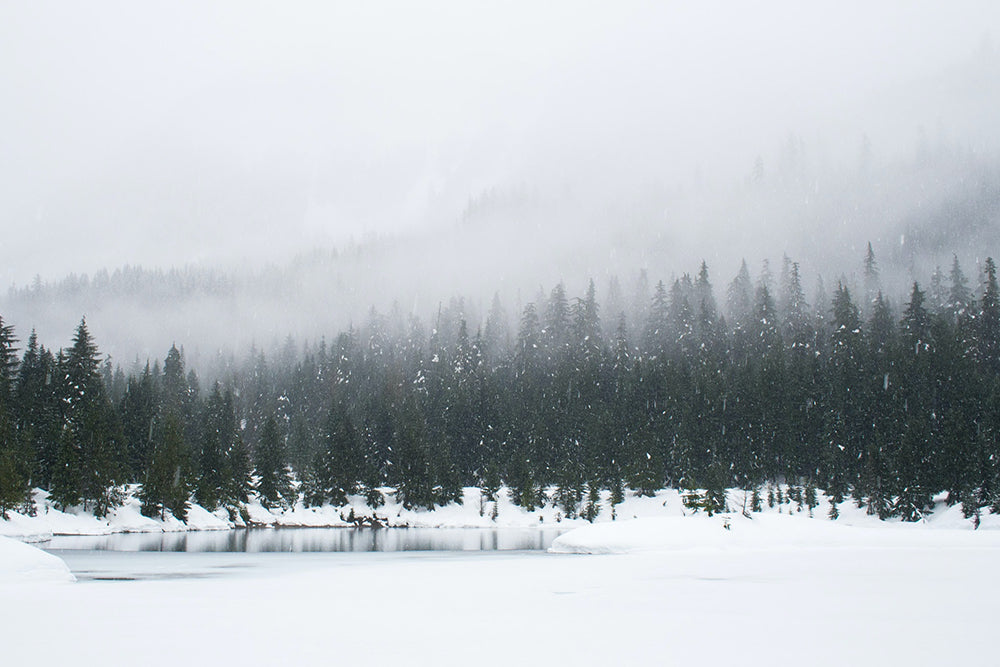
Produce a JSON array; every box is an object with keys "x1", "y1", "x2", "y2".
[{"x1": 1, "y1": 247, "x2": 998, "y2": 525}]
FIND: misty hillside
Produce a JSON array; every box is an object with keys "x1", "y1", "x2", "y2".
[
  {"x1": 4, "y1": 144, "x2": 999, "y2": 368},
  {"x1": 4, "y1": 5, "x2": 1000, "y2": 367}
]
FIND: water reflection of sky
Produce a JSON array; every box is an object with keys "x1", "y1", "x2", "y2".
[{"x1": 41, "y1": 527, "x2": 566, "y2": 553}]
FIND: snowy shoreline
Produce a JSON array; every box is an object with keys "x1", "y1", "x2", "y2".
[
  {"x1": 4, "y1": 484, "x2": 997, "y2": 545},
  {"x1": 1, "y1": 485, "x2": 612, "y2": 542}
]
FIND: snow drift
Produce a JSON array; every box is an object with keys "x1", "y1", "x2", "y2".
[
  {"x1": 549, "y1": 511, "x2": 1000, "y2": 555},
  {"x1": 0, "y1": 536, "x2": 75, "y2": 584}
]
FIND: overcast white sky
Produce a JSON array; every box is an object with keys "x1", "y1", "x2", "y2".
[{"x1": 2, "y1": 1, "x2": 1000, "y2": 289}]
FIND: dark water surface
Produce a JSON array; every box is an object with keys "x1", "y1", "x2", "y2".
[
  {"x1": 41, "y1": 527, "x2": 568, "y2": 583},
  {"x1": 42, "y1": 526, "x2": 565, "y2": 553}
]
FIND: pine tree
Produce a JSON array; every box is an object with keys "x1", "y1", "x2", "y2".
[
  {"x1": 543, "y1": 282, "x2": 571, "y2": 360},
  {"x1": 310, "y1": 401, "x2": 361, "y2": 506},
  {"x1": 225, "y1": 429, "x2": 253, "y2": 506},
  {"x1": 141, "y1": 412, "x2": 190, "y2": 520},
  {"x1": 727, "y1": 260, "x2": 754, "y2": 328},
  {"x1": 120, "y1": 363, "x2": 157, "y2": 482},
  {"x1": 682, "y1": 462, "x2": 728, "y2": 516},
  {"x1": 481, "y1": 459, "x2": 502, "y2": 502},
  {"x1": 929, "y1": 265, "x2": 948, "y2": 314},
  {"x1": 0, "y1": 317, "x2": 25, "y2": 517},
  {"x1": 393, "y1": 391, "x2": 437, "y2": 510},
  {"x1": 780, "y1": 259, "x2": 811, "y2": 345},
  {"x1": 255, "y1": 416, "x2": 293, "y2": 509},
  {"x1": 824, "y1": 284, "x2": 864, "y2": 500},
  {"x1": 627, "y1": 429, "x2": 663, "y2": 497},
  {"x1": 161, "y1": 345, "x2": 187, "y2": 416},
  {"x1": 483, "y1": 293, "x2": 511, "y2": 363},
  {"x1": 868, "y1": 293, "x2": 895, "y2": 355},
  {"x1": 195, "y1": 382, "x2": 228, "y2": 511},
  {"x1": 610, "y1": 472, "x2": 625, "y2": 508},
  {"x1": 975, "y1": 257, "x2": 1000, "y2": 374},
  {"x1": 862, "y1": 242, "x2": 881, "y2": 316},
  {"x1": 582, "y1": 482, "x2": 601, "y2": 522},
  {"x1": 643, "y1": 280, "x2": 670, "y2": 357},
  {"x1": 50, "y1": 319, "x2": 124, "y2": 515},
  {"x1": 0, "y1": 316, "x2": 18, "y2": 398},
  {"x1": 14, "y1": 332, "x2": 58, "y2": 492},
  {"x1": 901, "y1": 283, "x2": 932, "y2": 352},
  {"x1": 554, "y1": 455, "x2": 583, "y2": 518},
  {"x1": 668, "y1": 278, "x2": 695, "y2": 358},
  {"x1": 948, "y1": 255, "x2": 972, "y2": 322},
  {"x1": 694, "y1": 261, "x2": 719, "y2": 340}
]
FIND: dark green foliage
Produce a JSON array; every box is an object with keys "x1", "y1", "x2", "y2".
[
  {"x1": 392, "y1": 393, "x2": 436, "y2": 510},
  {"x1": 506, "y1": 451, "x2": 541, "y2": 511},
  {"x1": 828, "y1": 495, "x2": 840, "y2": 520},
  {"x1": 120, "y1": 364, "x2": 158, "y2": 482},
  {"x1": 481, "y1": 459, "x2": 502, "y2": 502},
  {"x1": 2, "y1": 254, "x2": 999, "y2": 526},
  {"x1": 554, "y1": 455, "x2": 584, "y2": 518},
  {"x1": 702, "y1": 462, "x2": 730, "y2": 515},
  {"x1": 364, "y1": 486, "x2": 384, "y2": 509},
  {"x1": 14, "y1": 332, "x2": 59, "y2": 492},
  {"x1": 627, "y1": 429, "x2": 663, "y2": 497},
  {"x1": 304, "y1": 402, "x2": 360, "y2": 507},
  {"x1": 609, "y1": 472, "x2": 625, "y2": 507},
  {"x1": 804, "y1": 482, "x2": 818, "y2": 516},
  {"x1": 583, "y1": 482, "x2": 601, "y2": 522},
  {"x1": 195, "y1": 383, "x2": 229, "y2": 511},
  {"x1": 255, "y1": 416, "x2": 293, "y2": 509},
  {"x1": 0, "y1": 317, "x2": 27, "y2": 517},
  {"x1": 48, "y1": 320, "x2": 125, "y2": 515},
  {"x1": 976, "y1": 257, "x2": 1000, "y2": 374},
  {"x1": 0, "y1": 454, "x2": 23, "y2": 518},
  {"x1": 225, "y1": 430, "x2": 254, "y2": 506},
  {"x1": 683, "y1": 463, "x2": 729, "y2": 516},
  {"x1": 141, "y1": 413, "x2": 191, "y2": 520}
]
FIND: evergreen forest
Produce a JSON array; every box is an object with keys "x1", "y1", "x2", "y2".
[{"x1": 1, "y1": 247, "x2": 999, "y2": 526}]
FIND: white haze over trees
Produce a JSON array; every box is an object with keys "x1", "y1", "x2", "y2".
[{"x1": 2, "y1": 1, "x2": 1000, "y2": 364}]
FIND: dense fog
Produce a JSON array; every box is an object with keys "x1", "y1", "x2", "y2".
[{"x1": 2, "y1": 2, "x2": 999, "y2": 366}]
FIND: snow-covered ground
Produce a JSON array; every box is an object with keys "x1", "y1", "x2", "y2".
[
  {"x1": 549, "y1": 510, "x2": 1000, "y2": 554},
  {"x1": 0, "y1": 536, "x2": 75, "y2": 585},
  {"x1": 2, "y1": 512, "x2": 999, "y2": 666},
  {"x1": 3, "y1": 487, "x2": 1000, "y2": 665},
  {"x1": 4, "y1": 485, "x2": 998, "y2": 543}
]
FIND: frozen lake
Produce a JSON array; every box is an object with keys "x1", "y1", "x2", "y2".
[{"x1": 9, "y1": 519, "x2": 1000, "y2": 666}]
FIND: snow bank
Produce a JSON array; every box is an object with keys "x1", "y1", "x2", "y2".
[
  {"x1": 0, "y1": 500, "x2": 115, "y2": 541},
  {"x1": 5, "y1": 484, "x2": 1000, "y2": 545},
  {"x1": 228, "y1": 486, "x2": 627, "y2": 530},
  {"x1": 0, "y1": 488, "x2": 233, "y2": 542},
  {"x1": 552, "y1": 515, "x2": 739, "y2": 554},
  {"x1": 550, "y1": 511, "x2": 1000, "y2": 554},
  {"x1": 0, "y1": 536, "x2": 75, "y2": 584},
  {"x1": 104, "y1": 494, "x2": 228, "y2": 533}
]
